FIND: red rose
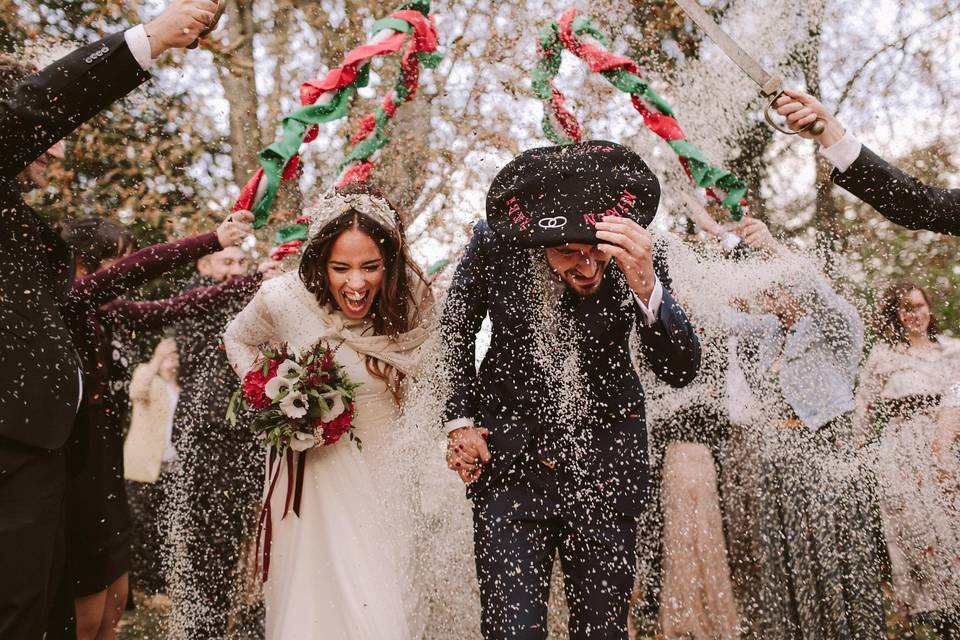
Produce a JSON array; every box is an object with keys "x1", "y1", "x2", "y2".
[
  {"x1": 242, "y1": 358, "x2": 280, "y2": 410},
  {"x1": 320, "y1": 352, "x2": 334, "y2": 371},
  {"x1": 314, "y1": 404, "x2": 355, "y2": 446}
]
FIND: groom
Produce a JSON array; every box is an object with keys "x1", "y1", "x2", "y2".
[{"x1": 442, "y1": 140, "x2": 701, "y2": 639}]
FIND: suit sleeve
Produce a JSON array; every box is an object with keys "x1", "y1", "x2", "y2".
[
  {"x1": 634, "y1": 257, "x2": 701, "y2": 388},
  {"x1": 440, "y1": 221, "x2": 491, "y2": 424},
  {"x1": 70, "y1": 232, "x2": 223, "y2": 308},
  {"x1": 0, "y1": 31, "x2": 150, "y2": 178},
  {"x1": 833, "y1": 146, "x2": 960, "y2": 236},
  {"x1": 105, "y1": 274, "x2": 261, "y2": 331}
]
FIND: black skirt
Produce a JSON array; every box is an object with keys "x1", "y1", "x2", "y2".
[{"x1": 64, "y1": 402, "x2": 132, "y2": 597}]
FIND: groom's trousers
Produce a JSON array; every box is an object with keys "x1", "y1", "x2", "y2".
[{"x1": 472, "y1": 445, "x2": 640, "y2": 640}]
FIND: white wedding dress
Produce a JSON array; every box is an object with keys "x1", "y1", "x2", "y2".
[{"x1": 223, "y1": 273, "x2": 423, "y2": 639}]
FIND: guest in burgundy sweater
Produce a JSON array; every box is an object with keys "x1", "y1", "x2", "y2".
[{"x1": 53, "y1": 211, "x2": 255, "y2": 640}]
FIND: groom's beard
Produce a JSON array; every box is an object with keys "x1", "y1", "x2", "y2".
[{"x1": 557, "y1": 260, "x2": 609, "y2": 297}]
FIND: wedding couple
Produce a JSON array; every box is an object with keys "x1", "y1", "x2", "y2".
[{"x1": 223, "y1": 141, "x2": 701, "y2": 639}]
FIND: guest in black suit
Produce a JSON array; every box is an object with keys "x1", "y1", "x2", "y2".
[
  {"x1": 441, "y1": 141, "x2": 701, "y2": 640},
  {"x1": 0, "y1": 2, "x2": 221, "y2": 637},
  {"x1": 165, "y1": 248, "x2": 277, "y2": 639},
  {"x1": 774, "y1": 88, "x2": 960, "y2": 235}
]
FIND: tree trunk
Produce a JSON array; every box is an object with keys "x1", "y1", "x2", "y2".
[
  {"x1": 802, "y1": 13, "x2": 842, "y2": 257},
  {"x1": 219, "y1": 0, "x2": 263, "y2": 188}
]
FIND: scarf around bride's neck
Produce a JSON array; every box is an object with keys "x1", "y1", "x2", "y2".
[{"x1": 291, "y1": 274, "x2": 434, "y2": 377}]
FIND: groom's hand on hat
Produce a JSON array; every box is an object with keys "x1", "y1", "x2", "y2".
[
  {"x1": 447, "y1": 426, "x2": 491, "y2": 484},
  {"x1": 595, "y1": 218, "x2": 657, "y2": 304}
]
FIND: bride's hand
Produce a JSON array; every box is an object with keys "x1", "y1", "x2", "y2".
[{"x1": 447, "y1": 426, "x2": 491, "y2": 484}]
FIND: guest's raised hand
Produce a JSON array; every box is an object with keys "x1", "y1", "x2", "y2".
[
  {"x1": 152, "y1": 337, "x2": 177, "y2": 362},
  {"x1": 678, "y1": 190, "x2": 724, "y2": 238},
  {"x1": 258, "y1": 259, "x2": 284, "y2": 281},
  {"x1": 735, "y1": 217, "x2": 782, "y2": 255},
  {"x1": 217, "y1": 210, "x2": 253, "y2": 248},
  {"x1": 595, "y1": 217, "x2": 657, "y2": 304},
  {"x1": 447, "y1": 426, "x2": 491, "y2": 484},
  {"x1": 772, "y1": 89, "x2": 845, "y2": 147},
  {"x1": 144, "y1": 0, "x2": 221, "y2": 58}
]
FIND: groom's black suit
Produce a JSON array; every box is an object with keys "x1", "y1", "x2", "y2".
[
  {"x1": 442, "y1": 221, "x2": 700, "y2": 639},
  {"x1": 0, "y1": 33, "x2": 148, "y2": 638}
]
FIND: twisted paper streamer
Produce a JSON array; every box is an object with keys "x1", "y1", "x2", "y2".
[
  {"x1": 230, "y1": 1, "x2": 441, "y2": 258},
  {"x1": 532, "y1": 8, "x2": 749, "y2": 220}
]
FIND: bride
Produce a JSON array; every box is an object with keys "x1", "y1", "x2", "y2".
[{"x1": 223, "y1": 184, "x2": 433, "y2": 639}]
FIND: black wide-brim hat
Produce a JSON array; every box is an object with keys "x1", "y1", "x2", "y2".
[{"x1": 486, "y1": 140, "x2": 660, "y2": 248}]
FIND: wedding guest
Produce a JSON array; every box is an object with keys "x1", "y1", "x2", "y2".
[
  {"x1": 0, "y1": 2, "x2": 220, "y2": 635},
  {"x1": 936, "y1": 389, "x2": 960, "y2": 499},
  {"x1": 635, "y1": 196, "x2": 748, "y2": 640},
  {"x1": 123, "y1": 337, "x2": 180, "y2": 601},
  {"x1": 56, "y1": 213, "x2": 252, "y2": 640},
  {"x1": 165, "y1": 247, "x2": 281, "y2": 639},
  {"x1": 854, "y1": 282, "x2": 960, "y2": 631},
  {"x1": 774, "y1": 89, "x2": 960, "y2": 235},
  {"x1": 716, "y1": 219, "x2": 885, "y2": 639}
]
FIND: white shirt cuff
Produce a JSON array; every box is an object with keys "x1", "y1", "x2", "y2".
[
  {"x1": 444, "y1": 417, "x2": 475, "y2": 434},
  {"x1": 124, "y1": 25, "x2": 155, "y2": 70},
  {"x1": 818, "y1": 131, "x2": 862, "y2": 173},
  {"x1": 633, "y1": 278, "x2": 663, "y2": 327}
]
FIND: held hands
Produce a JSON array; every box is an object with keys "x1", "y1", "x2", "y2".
[
  {"x1": 144, "y1": 0, "x2": 221, "y2": 58},
  {"x1": 595, "y1": 218, "x2": 656, "y2": 304},
  {"x1": 216, "y1": 210, "x2": 253, "y2": 248},
  {"x1": 447, "y1": 426, "x2": 492, "y2": 484},
  {"x1": 773, "y1": 90, "x2": 845, "y2": 147}
]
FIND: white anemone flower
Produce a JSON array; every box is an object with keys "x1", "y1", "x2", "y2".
[
  {"x1": 321, "y1": 391, "x2": 346, "y2": 422},
  {"x1": 265, "y1": 375, "x2": 294, "y2": 400},
  {"x1": 276, "y1": 359, "x2": 304, "y2": 380},
  {"x1": 279, "y1": 391, "x2": 309, "y2": 419},
  {"x1": 289, "y1": 431, "x2": 316, "y2": 451}
]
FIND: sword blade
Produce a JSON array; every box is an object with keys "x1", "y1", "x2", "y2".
[{"x1": 673, "y1": 0, "x2": 782, "y2": 96}]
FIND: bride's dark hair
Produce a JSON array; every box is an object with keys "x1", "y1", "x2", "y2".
[{"x1": 299, "y1": 183, "x2": 426, "y2": 398}]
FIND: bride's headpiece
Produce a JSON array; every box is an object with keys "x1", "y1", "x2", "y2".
[{"x1": 306, "y1": 189, "x2": 400, "y2": 240}]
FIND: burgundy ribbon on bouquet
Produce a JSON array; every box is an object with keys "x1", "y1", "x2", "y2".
[{"x1": 256, "y1": 448, "x2": 308, "y2": 582}]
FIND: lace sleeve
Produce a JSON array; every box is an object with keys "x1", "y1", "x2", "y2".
[{"x1": 223, "y1": 287, "x2": 278, "y2": 378}]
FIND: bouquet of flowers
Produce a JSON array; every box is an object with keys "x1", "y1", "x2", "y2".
[{"x1": 228, "y1": 341, "x2": 361, "y2": 452}]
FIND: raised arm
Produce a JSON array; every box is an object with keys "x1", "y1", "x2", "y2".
[
  {"x1": 0, "y1": 33, "x2": 148, "y2": 178},
  {"x1": 833, "y1": 146, "x2": 960, "y2": 236},
  {"x1": 72, "y1": 232, "x2": 221, "y2": 307},
  {"x1": 0, "y1": 0, "x2": 222, "y2": 178},
  {"x1": 634, "y1": 259, "x2": 701, "y2": 388},
  {"x1": 774, "y1": 89, "x2": 960, "y2": 236},
  {"x1": 105, "y1": 273, "x2": 261, "y2": 332},
  {"x1": 70, "y1": 211, "x2": 251, "y2": 307}
]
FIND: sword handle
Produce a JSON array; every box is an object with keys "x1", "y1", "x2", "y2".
[
  {"x1": 187, "y1": 0, "x2": 225, "y2": 49},
  {"x1": 764, "y1": 94, "x2": 826, "y2": 137}
]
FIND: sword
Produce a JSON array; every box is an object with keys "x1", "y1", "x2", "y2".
[{"x1": 673, "y1": 0, "x2": 825, "y2": 136}]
